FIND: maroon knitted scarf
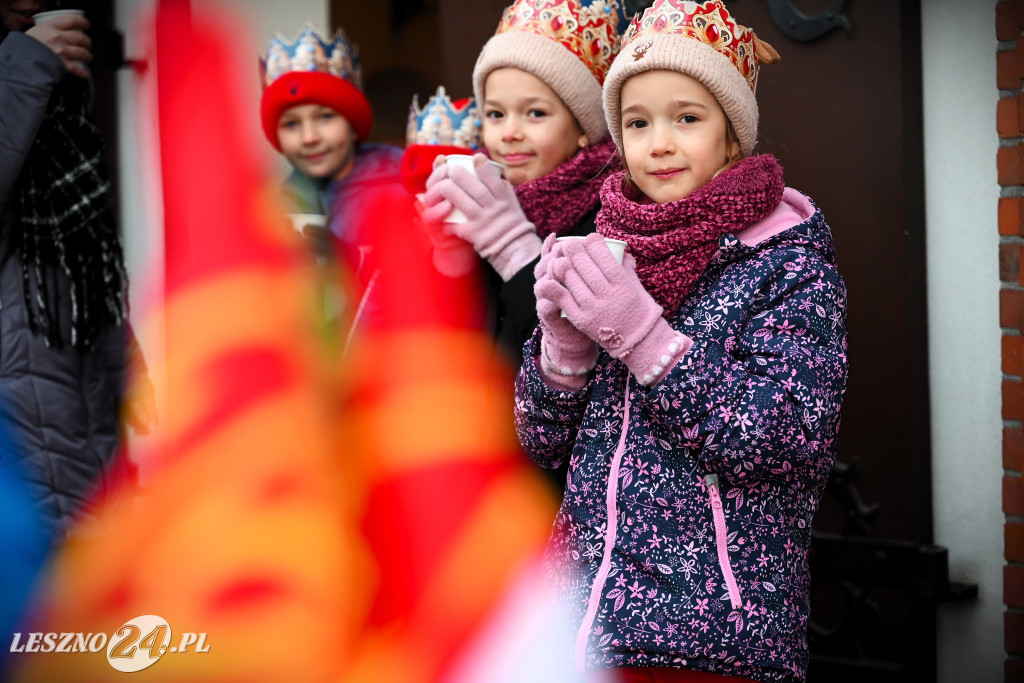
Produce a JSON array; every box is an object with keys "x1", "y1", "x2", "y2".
[
  {"x1": 515, "y1": 136, "x2": 621, "y2": 239},
  {"x1": 597, "y1": 154, "x2": 785, "y2": 315}
]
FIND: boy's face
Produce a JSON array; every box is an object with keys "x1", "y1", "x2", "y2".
[
  {"x1": 620, "y1": 70, "x2": 738, "y2": 204},
  {"x1": 277, "y1": 104, "x2": 357, "y2": 181},
  {"x1": 481, "y1": 67, "x2": 586, "y2": 187}
]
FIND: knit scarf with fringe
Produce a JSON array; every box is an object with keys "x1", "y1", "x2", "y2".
[
  {"x1": 8, "y1": 69, "x2": 128, "y2": 349},
  {"x1": 515, "y1": 136, "x2": 620, "y2": 239},
  {"x1": 597, "y1": 154, "x2": 784, "y2": 316}
]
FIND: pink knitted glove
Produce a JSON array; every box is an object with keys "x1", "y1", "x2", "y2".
[
  {"x1": 537, "y1": 233, "x2": 692, "y2": 386},
  {"x1": 422, "y1": 153, "x2": 541, "y2": 281},
  {"x1": 415, "y1": 194, "x2": 478, "y2": 277},
  {"x1": 534, "y1": 235, "x2": 598, "y2": 389}
]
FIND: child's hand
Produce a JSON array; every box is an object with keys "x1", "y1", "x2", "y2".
[
  {"x1": 538, "y1": 233, "x2": 690, "y2": 385},
  {"x1": 534, "y1": 235, "x2": 598, "y2": 378},
  {"x1": 415, "y1": 190, "x2": 478, "y2": 277},
  {"x1": 423, "y1": 153, "x2": 541, "y2": 281},
  {"x1": 539, "y1": 233, "x2": 661, "y2": 355}
]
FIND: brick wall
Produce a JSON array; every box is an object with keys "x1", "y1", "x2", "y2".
[{"x1": 1000, "y1": 2, "x2": 1024, "y2": 680}]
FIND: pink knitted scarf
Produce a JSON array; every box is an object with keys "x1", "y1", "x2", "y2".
[
  {"x1": 515, "y1": 136, "x2": 621, "y2": 239},
  {"x1": 597, "y1": 154, "x2": 785, "y2": 315}
]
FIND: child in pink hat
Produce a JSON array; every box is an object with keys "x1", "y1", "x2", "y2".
[
  {"x1": 516, "y1": 1, "x2": 849, "y2": 681},
  {"x1": 420, "y1": 0, "x2": 625, "y2": 362}
]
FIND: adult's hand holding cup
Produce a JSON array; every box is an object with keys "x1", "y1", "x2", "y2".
[
  {"x1": 28, "y1": 9, "x2": 92, "y2": 79},
  {"x1": 555, "y1": 236, "x2": 628, "y2": 317}
]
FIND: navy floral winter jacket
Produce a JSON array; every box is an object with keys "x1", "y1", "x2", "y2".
[{"x1": 514, "y1": 191, "x2": 848, "y2": 682}]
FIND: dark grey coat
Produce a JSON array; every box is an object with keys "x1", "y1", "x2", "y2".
[{"x1": 0, "y1": 31, "x2": 127, "y2": 537}]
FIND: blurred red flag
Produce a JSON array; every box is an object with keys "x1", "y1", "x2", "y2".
[{"x1": 11, "y1": 2, "x2": 555, "y2": 682}]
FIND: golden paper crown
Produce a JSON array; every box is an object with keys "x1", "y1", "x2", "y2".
[
  {"x1": 495, "y1": 0, "x2": 624, "y2": 84},
  {"x1": 622, "y1": 0, "x2": 759, "y2": 91},
  {"x1": 406, "y1": 87, "x2": 482, "y2": 150},
  {"x1": 260, "y1": 23, "x2": 362, "y2": 91}
]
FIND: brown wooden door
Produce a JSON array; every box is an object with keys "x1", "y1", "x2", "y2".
[{"x1": 734, "y1": 1, "x2": 930, "y2": 534}]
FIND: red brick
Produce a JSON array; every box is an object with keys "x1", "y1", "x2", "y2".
[
  {"x1": 1009, "y1": 610, "x2": 1024, "y2": 653},
  {"x1": 1003, "y1": 197, "x2": 1024, "y2": 236},
  {"x1": 1003, "y1": 96, "x2": 1022, "y2": 138},
  {"x1": 1008, "y1": 658, "x2": 1024, "y2": 683},
  {"x1": 1007, "y1": 427, "x2": 1024, "y2": 471},
  {"x1": 1002, "y1": 1, "x2": 1021, "y2": 41},
  {"x1": 1007, "y1": 380, "x2": 1024, "y2": 420},
  {"x1": 1008, "y1": 336, "x2": 1024, "y2": 376},
  {"x1": 1010, "y1": 522, "x2": 1024, "y2": 563},
  {"x1": 1018, "y1": 0, "x2": 1024, "y2": 30},
  {"x1": 1000, "y1": 45, "x2": 1024, "y2": 89},
  {"x1": 1006, "y1": 244, "x2": 1024, "y2": 282},
  {"x1": 1009, "y1": 476, "x2": 1024, "y2": 516},
  {"x1": 1000, "y1": 144, "x2": 1024, "y2": 186},
  {"x1": 1003, "y1": 289, "x2": 1024, "y2": 331},
  {"x1": 1009, "y1": 565, "x2": 1024, "y2": 608}
]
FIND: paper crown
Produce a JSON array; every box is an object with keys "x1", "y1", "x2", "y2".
[
  {"x1": 260, "y1": 23, "x2": 362, "y2": 90},
  {"x1": 258, "y1": 24, "x2": 372, "y2": 149},
  {"x1": 622, "y1": 0, "x2": 759, "y2": 91},
  {"x1": 406, "y1": 87, "x2": 482, "y2": 150},
  {"x1": 495, "y1": 0, "x2": 624, "y2": 85}
]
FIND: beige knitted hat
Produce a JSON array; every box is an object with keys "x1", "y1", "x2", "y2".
[
  {"x1": 602, "y1": 0, "x2": 780, "y2": 157},
  {"x1": 473, "y1": 0, "x2": 625, "y2": 144}
]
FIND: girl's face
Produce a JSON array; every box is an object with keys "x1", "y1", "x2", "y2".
[
  {"x1": 620, "y1": 70, "x2": 739, "y2": 204},
  {"x1": 277, "y1": 104, "x2": 357, "y2": 181},
  {"x1": 482, "y1": 68, "x2": 587, "y2": 186}
]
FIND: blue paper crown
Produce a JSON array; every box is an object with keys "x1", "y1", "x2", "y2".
[
  {"x1": 406, "y1": 86, "x2": 482, "y2": 150},
  {"x1": 260, "y1": 23, "x2": 362, "y2": 90}
]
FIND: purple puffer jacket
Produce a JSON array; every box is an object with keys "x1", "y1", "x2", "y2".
[{"x1": 514, "y1": 192, "x2": 848, "y2": 682}]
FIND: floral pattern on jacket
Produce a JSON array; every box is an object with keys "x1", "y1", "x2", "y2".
[{"x1": 514, "y1": 194, "x2": 848, "y2": 683}]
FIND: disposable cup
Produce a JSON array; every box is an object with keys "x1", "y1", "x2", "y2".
[
  {"x1": 555, "y1": 236, "x2": 627, "y2": 264},
  {"x1": 32, "y1": 9, "x2": 85, "y2": 24},
  {"x1": 287, "y1": 213, "x2": 328, "y2": 236},
  {"x1": 555, "y1": 236, "x2": 628, "y2": 316},
  {"x1": 443, "y1": 155, "x2": 505, "y2": 223}
]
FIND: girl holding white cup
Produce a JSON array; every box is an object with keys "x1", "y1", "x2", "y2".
[{"x1": 419, "y1": 0, "x2": 626, "y2": 363}]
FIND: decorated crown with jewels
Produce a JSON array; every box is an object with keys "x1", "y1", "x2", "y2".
[
  {"x1": 495, "y1": 0, "x2": 623, "y2": 84},
  {"x1": 622, "y1": 0, "x2": 759, "y2": 91},
  {"x1": 406, "y1": 87, "x2": 482, "y2": 150},
  {"x1": 260, "y1": 23, "x2": 362, "y2": 91}
]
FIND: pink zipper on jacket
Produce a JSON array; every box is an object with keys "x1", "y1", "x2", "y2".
[
  {"x1": 706, "y1": 473, "x2": 742, "y2": 609},
  {"x1": 573, "y1": 376, "x2": 632, "y2": 671}
]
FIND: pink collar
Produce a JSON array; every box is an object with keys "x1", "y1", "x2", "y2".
[{"x1": 735, "y1": 187, "x2": 813, "y2": 246}]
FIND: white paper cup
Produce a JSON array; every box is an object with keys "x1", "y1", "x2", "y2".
[
  {"x1": 555, "y1": 237, "x2": 629, "y2": 316},
  {"x1": 32, "y1": 9, "x2": 85, "y2": 24},
  {"x1": 556, "y1": 236, "x2": 627, "y2": 264},
  {"x1": 443, "y1": 155, "x2": 505, "y2": 223},
  {"x1": 287, "y1": 213, "x2": 328, "y2": 235}
]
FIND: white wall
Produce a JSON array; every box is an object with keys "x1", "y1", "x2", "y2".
[{"x1": 923, "y1": 2, "x2": 1004, "y2": 679}]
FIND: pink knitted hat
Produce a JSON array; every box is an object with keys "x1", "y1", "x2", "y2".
[
  {"x1": 473, "y1": 0, "x2": 624, "y2": 144},
  {"x1": 602, "y1": 0, "x2": 779, "y2": 156}
]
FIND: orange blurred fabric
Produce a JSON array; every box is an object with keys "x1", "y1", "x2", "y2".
[{"x1": 11, "y1": 2, "x2": 555, "y2": 682}]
